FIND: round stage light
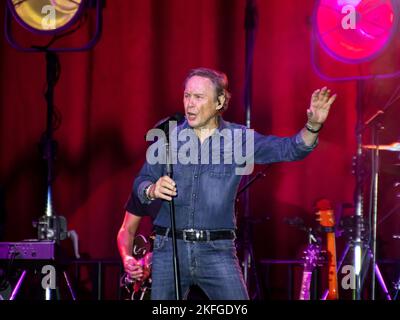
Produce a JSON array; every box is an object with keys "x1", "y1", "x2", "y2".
[
  {"x1": 7, "y1": 0, "x2": 85, "y2": 35},
  {"x1": 314, "y1": 0, "x2": 398, "y2": 63}
]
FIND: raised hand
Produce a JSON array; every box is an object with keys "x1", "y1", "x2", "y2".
[{"x1": 307, "y1": 87, "x2": 336, "y2": 125}]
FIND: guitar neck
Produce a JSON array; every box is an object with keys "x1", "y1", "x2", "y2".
[
  {"x1": 326, "y1": 232, "x2": 339, "y2": 300},
  {"x1": 299, "y1": 271, "x2": 313, "y2": 300}
]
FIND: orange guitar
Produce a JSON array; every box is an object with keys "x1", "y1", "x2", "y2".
[{"x1": 316, "y1": 199, "x2": 339, "y2": 300}]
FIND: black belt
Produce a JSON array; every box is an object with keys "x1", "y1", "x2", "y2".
[{"x1": 154, "y1": 226, "x2": 236, "y2": 242}]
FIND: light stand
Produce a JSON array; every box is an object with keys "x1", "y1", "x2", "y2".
[
  {"x1": 35, "y1": 51, "x2": 66, "y2": 243},
  {"x1": 242, "y1": 0, "x2": 258, "y2": 299},
  {"x1": 352, "y1": 80, "x2": 366, "y2": 300}
]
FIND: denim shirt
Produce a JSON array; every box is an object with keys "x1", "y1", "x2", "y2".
[{"x1": 126, "y1": 117, "x2": 317, "y2": 230}]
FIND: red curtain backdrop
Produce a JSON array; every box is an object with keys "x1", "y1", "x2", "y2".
[{"x1": 0, "y1": 0, "x2": 399, "y2": 280}]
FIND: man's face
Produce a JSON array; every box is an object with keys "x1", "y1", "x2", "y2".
[{"x1": 183, "y1": 76, "x2": 222, "y2": 130}]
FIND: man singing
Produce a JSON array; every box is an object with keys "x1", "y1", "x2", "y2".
[{"x1": 120, "y1": 67, "x2": 336, "y2": 300}]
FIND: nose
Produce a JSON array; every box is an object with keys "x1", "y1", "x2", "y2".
[
  {"x1": 185, "y1": 97, "x2": 195, "y2": 110},
  {"x1": 185, "y1": 95, "x2": 194, "y2": 106}
]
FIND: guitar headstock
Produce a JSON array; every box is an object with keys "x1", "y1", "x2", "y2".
[
  {"x1": 315, "y1": 199, "x2": 335, "y2": 228},
  {"x1": 302, "y1": 243, "x2": 322, "y2": 272}
]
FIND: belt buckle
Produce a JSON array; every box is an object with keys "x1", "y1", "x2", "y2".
[
  {"x1": 183, "y1": 229, "x2": 210, "y2": 241},
  {"x1": 183, "y1": 228, "x2": 194, "y2": 242}
]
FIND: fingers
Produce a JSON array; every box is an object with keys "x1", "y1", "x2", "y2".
[
  {"x1": 124, "y1": 257, "x2": 144, "y2": 279},
  {"x1": 160, "y1": 186, "x2": 176, "y2": 197},
  {"x1": 327, "y1": 93, "x2": 337, "y2": 106},
  {"x1": 311, "y1": 89, "x2": 320, "y2": 101},
  {"x1": 312, "y1": 87, "x2": 336, "y2": 108},
  {"x1": 127, "y1": 266, "x2": 144, "y2": 280},
  {"x1": 161, "y1": 175, "x2": 176, "y2": 188},
  {"x1": 311, "y1": 87, "x2": 329, "y2": 104},
  {"x1": 318, "y1": 87, "x2": 329, "y2": 103},
  {"x1": 154, "y1": 175, "x2": 177, "y2": 201}
]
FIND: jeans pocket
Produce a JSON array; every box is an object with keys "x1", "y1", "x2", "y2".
[
  {"x1": 153, "y1": 235, "x2": 168, "y2": 251},
  {"x1": 208, "y1": 239, "x2": 235, "y2": 251}
]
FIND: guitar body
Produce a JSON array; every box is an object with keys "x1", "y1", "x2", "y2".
[
  {"x1": 120, "y1": 234, "x2": 154, "y2": 300},
  {"x1": 316, "y1": 199, "x2": 339, "y2": 300}
]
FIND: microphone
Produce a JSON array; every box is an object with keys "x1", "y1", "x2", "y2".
[
  {"x1": 153, "y1": 112, "x2": 184, "y2": 133},
  {"x1": 144, "y1": 112, "x2": 184, "y2": 142}
]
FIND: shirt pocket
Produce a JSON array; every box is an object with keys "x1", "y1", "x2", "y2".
[{"x1": 209, "y1": 164, "x2": 233, "y2": 178}]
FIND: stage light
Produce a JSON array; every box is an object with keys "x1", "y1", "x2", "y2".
[
  {"x1": 5, "y1": 0, "x2": 103, "y2": 52},
  {"x1": 314, "y1": 0, "x2": 397, "y2": 63},
  {"x1": 7, "y1": 0, "x2": 86, "y2": 35}
]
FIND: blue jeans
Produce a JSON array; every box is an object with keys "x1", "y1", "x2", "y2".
[{"x1": 150, "y1": 234, "x2": 249, "y2": 300}]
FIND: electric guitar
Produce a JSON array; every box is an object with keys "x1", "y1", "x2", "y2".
[
  {"x1": 316, "y1": 199, "x2": 339, "y2": 300},
  {"x1": 299, "y1": 243, "x2": 321, "y2": 300},
  {"x1": 120, "y1": 233, "x2": 154, "y2": 300}
]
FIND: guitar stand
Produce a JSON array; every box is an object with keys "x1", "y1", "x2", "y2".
[
  {"x1": 320, "y1": 243, "x2": 392, "y2": 300},
  {"x1": 9, "y1": 266, "x2": 76, "y2": 300},
  {"x1": 393, "y1": 273, "x2": 400, "y2": 300},
  {"x1": 361, "y1": 248, "x2": 392, "y2": 300}
]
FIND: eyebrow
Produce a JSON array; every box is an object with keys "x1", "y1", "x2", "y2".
[{"x1": 184, "y1": 92, "x2": 205, "y2": 97}]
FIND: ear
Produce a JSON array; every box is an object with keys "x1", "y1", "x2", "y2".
[{"x1": 216, "y1": 95, "x2": 225, "y2": 111}]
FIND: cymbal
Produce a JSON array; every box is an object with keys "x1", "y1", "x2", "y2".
[{"x1": 362, "y1": 142, "x2": 400, "y2": 152}]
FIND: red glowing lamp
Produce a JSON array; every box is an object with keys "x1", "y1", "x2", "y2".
[{"x1": 314, "y1": 0, "x2": 397, "y2": 63}]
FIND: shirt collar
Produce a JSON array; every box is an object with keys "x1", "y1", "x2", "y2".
[{"x1": 179, "y1": 115, "x2": 228, "y2": 134}]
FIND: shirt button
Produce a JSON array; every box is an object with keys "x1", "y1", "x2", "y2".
[
  {"x1": 192, "y1": 193, "x2": 196, "y2": 198},
  {"x1": 194, "y1": 175, "x2": 198, "y2": 179}
]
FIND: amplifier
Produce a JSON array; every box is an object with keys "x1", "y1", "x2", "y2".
[{"x1": 0, "y1": 240, "x2": 56, "y2": 260}]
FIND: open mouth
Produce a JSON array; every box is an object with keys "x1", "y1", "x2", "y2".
[{"x1": 186, "y1": 112, "x2": 197, "y2": 121}]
